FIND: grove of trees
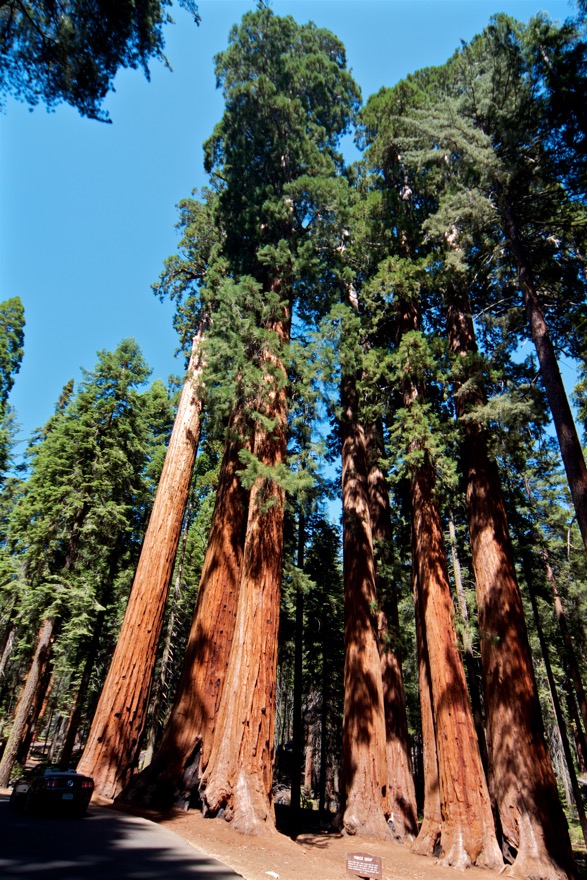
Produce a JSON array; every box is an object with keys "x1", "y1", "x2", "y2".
[{"x1": 2, "y1": 5, "x2": 587, "y2": 880}]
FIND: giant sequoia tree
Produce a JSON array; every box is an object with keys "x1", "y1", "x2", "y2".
[
  {"x1": 77, "y1": 329, "x2": 205, "y2": 797},
  {"x1": 119, "y1": 7, "x2": 360, "y2": 831},
  {"x1": 6, "y1": 8, "x2": 587, "y2": 874},
  {"x1": 198, "y1": 9, "x2": 359, "y2": 833}
]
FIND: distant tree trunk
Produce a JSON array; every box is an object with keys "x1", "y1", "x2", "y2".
[
  {"x1": 337, "y1": 372, "x2": 390, "y2": 839},
  {"x1": 447, "y1": 514, "x2": 488, "y2": 773},
  {"x1": 411, "y1": 553, "x2": 442, "y2": 857},
  {"x1": 16, "y1": 641, "x2": 55, "y2": 764},
  {"x1": 201, "y1": 299, "x2": 289, "y2": 835},
  {"x1": 532, "y1": 510, "x2": 587, "y2": 749},
  {"x1": 521, "y1": 551, "x2": 587, "y2": 848},
  {"x1": 0, "y1": 616, "x2": 57, "y2": 785},
  {"x1": 447, "y1": 290, "x2": 575, "y2": 879},
  {"x1": 0, "y1": 606, "x2": 16, "y2": 680},
  {"x1": 523, "y1": 473, "x2": 587, "y2": 768},
  {"x1": 504, "y1": 205, "x2": 587, "y2": 557},
  {"x1": 290, "y1": 506, "x2": 305, "y2": 831},
  {"x1": 61, "y1": 544, "x2": 121, "y2": 767},
  {"x1": 566, "y1": 688, "x2": 587, "y2": 773},
  {"x1": 366, "y1": 421, "x2": 418, "y2": 843},
  {"x1": 78, "y1": 328, "x2": 206, "y2": 798},
  {"x1": 304, "y1": 716, "x2": 314, "y2": 794},
  {"x1": 119, "y1": 422, "x2": 248, "y2": 809},
  {"x1": 318, "y1": 597, "x2": 331, "y2": 822},
  {"x1": 59, "y1": 607, "x2": 107, "y2": 767}
]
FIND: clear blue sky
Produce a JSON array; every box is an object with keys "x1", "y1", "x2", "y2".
[{"x1": 0, "y1": 0, "x2": 576, "y2": 454}]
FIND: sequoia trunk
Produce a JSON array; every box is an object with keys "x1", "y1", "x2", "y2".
[
  {"x1": 398, "y1": 297, "x2": 500, "y2": 868},
  {"x1": 410, "y1": 460, "x2": 501, "y2": 868},
  {"x1": 119, "y1": 423, "x2": 247, "y2": 809},
  {"x1": 366, "y1": 422, "x2": 418, "y2": 842},
  {"x1": 410, "y1": 555, "x2": 442, "y2": 857},
  {"x1": 447, "y1": 292, "x2": 575, "y2": 879},
  {"x1": 78, "y1": 329, "x2": 205, "y2": 798},
  {"x1": 201, "y1": 303, "x2": 289, "y2": 834},
  {"x1": 338, "y1": 375, "x2": 390, "y2": 839}
]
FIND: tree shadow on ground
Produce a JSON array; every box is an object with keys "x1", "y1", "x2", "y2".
[{"x1": 0, "y1": 795, "x2": 239, "y2": 879}]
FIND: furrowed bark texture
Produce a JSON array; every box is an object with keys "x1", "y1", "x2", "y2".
[
  {"x1": 448, "y1": 294, "x2": 575, "y2": 879},
  {"x1": 201, "y1": 305, "x2": 289, "y2": 835},
  {"x1": 411, "y1": 461, "x2": 502, "y2": 869},
  {"x1": 119, "y1": 425, "x2": 248, "y2": 809},
  {"x1": 366, "y1": 422, "x2": 418, "y2": 842},
  {"x1": 77, "y1": 332, "x2": 205, "y2": 798},
  {"x1": 0, "y1": 616, "x2": 57, "y2": 786},
  {"x1": 447, "y1": 515, "x2": 488, "y2": 774},
  {"x1": 410, "y1": 555, "x2": 441, "y2": 857},
  {"x1": 338, "y1": 374, "x2": 390, "y2": 839},
  {"x1": 398, "y1": 296, "x2": 500, "y2": 868}
]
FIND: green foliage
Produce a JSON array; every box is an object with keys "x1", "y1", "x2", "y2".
[
  {"x1": 0, "y1": 0, "x2": 200, "y2": 121},
  {"x1": 204, "y1": 5, "x2": 360, "y2": 292},
  {"x1": 1, "y1": 339, "x2": 174, "y2": 714},
  {"x1": 0, "y1": 297, "x2": 24, "y2": 409}
]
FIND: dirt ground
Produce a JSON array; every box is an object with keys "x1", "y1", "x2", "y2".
[
  {"x1": 105, "y1": 796, "x2": 504, "y2": 880},
  {"x1": 4, "y1": 784, "x2": 585, "y2": 880}
]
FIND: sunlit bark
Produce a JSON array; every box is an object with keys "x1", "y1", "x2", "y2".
[
  {"x1": 78, "y1": 330, "x2": 205, "y2": 798},
  {"x1": 447, "y1": 291, "x2": 575, "y2": 879},
  {"x1": 201, "y1": 300, "x2": 289, "y2": 834},
  {"x1": 119, "y1": 423, "x2": 247, "y2": 809}
]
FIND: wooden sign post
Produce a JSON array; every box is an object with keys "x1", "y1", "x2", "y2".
[{"x1": 346, "y1": 851, "x2": 383, "y2": 879}]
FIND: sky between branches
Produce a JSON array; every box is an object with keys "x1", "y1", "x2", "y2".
[{"x1": 0, "y1": 0, "x2": 576, "y2": 456}]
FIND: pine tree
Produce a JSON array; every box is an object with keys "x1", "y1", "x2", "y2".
[{"x1": 0, "y1": 339, "x2": 157, "y2": 786}]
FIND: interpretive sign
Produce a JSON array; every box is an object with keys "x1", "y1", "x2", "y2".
[{"x1": 346, "y1": 851, "x2": 383, "y2": 878}]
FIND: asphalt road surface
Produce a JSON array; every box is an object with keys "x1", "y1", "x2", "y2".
[{"x1": 0, "y1": 794, "x2": 242, "y2": 879}]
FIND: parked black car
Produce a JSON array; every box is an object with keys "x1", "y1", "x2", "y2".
[{"x1": 10, "y1": 764, "x2": 94, "y2": 816}]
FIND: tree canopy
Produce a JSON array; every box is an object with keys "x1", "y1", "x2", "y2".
[{"x1": 0, "y1": 0, "x2": 200, "y2": 120}]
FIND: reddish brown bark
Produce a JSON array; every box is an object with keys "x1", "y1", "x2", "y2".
[
  {"x1": 0, "y1": 616, "x2": 57, "y2": 786},
  {"x1": 410, "y1": 461, "x2": 502, "y2": 869},
  {"x1": 396, "y1": 295, "x2": 500, "y2": 868},
  {"x1": 77, "y1": 330, "x2": 205, "y2": 798},
  {"x1": 290, "y1": 508, "x2": 305, "y2": 827},
  {"x1": 119, "y1": 426, "x2": 248, "y2": 809},
  {"x1": 366, "y1": 423, "x2": 418, "y2": 843},
  {"x1": 338, "y1": 374, "x2": 390, "y2": 839},
  {"x1": 535, "y1": 532, "x2": 587, "y2": 755},
  {"x1": 447, "y1": 515, "x2": 488, "y2": 773},
  {"x1": 201, "y1": 304, "x2": 289, "y2": 835},
  {"x1": 410, "y1": 555, "x2": 441, "y2": 857},
  {"x1": 523, "y1": 555, "x2": 587, "y2": 848},
  {"x1": 448, "y1": 292, "x2": 575, "y2": 879}
]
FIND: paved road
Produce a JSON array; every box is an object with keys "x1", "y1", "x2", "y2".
[{"x1": 0, "y1": 794, "x2": 242, "y2": 878}]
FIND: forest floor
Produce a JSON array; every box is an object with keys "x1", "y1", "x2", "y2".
[
  {"x1": 4, "y1": 782, "x2": 586, "y2": 879},
  {"x1": 104, "y1": 795, "x2": 586, "y2": 880}
]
